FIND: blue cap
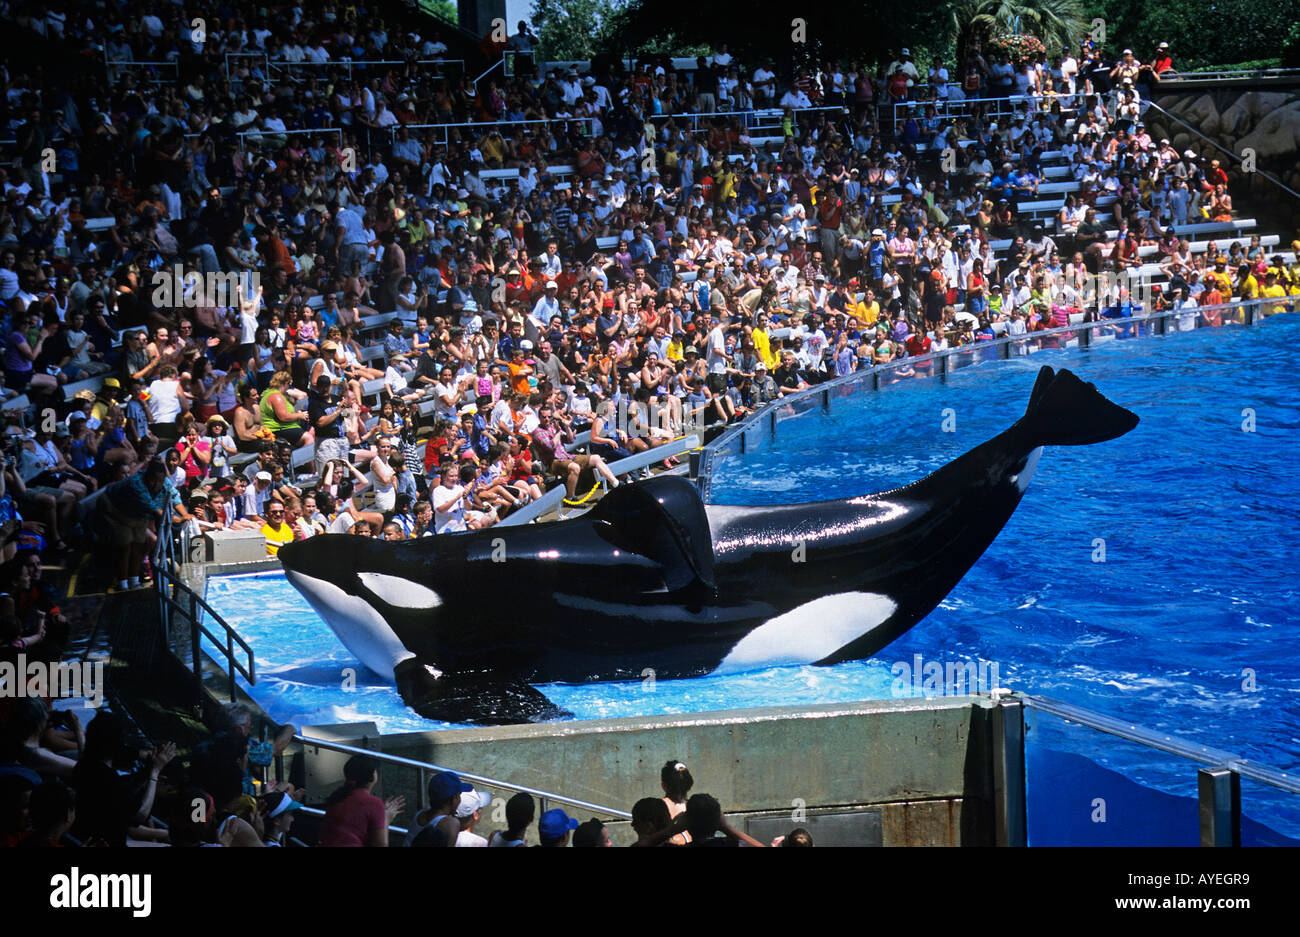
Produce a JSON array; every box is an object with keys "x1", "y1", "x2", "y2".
[
  {"x1": 428, "y1": 770, "x2": 473, "y2": 803},
  {"x1": 538, "y1": 808, "x2": 580, "y2": 840}
]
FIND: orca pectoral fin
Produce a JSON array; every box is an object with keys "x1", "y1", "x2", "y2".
[{"x1": 394, "y1": 658, "x2": 571, "y2": 726}]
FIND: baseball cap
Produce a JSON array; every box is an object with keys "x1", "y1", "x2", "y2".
[
  {"x1": 428, "y1": 770, "x2": 474, "y2": 803},
  {"x1": 255, "y1": 471, "x2": 272, "y2": 482},
  {"x1": 872, "y1": 228, "x2": 884, "y2": 237},
  {"x1": 538, "y1": 808, "x2": 580, "y2": 840},
  {"x1": 455, "y1": 788, "x2": 492, "y2": 818},
  {"x1": 545, "y1": 279, "x2": 558, "y2": 289},
  {"x1": 519, "y1": 339, "x2": 534, "y2": 350}
]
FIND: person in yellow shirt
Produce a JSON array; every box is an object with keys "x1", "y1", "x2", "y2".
[
  {"x1": 849, "y1": 287, "x2": 881, "y2": 327},
  {"x1": 666, "y1": 331, "x2": 685, "y2": 363},
  {"x1": 1259, "y1": 271, "x2": 1290, "y2": 316},
  {"x1": 714, "y1": 165, "x2": 737, "y2": 204},
  {"x1": 750, "y1": 313, "x2": 778, "y2": 369},
  {"x1": 261, "y1": 502, "x2": 295, "y2": 556},
  {"x1": 1234, "y1": 264, "x2": 1259, "y2": 300},
  {"x1": 1202, "y1": 262, "x2": 1229, "y2": 295}
]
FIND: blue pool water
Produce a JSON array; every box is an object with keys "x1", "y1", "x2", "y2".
[{"x1": 204, "y1": 315, "x2": 1300, "y2": 838}]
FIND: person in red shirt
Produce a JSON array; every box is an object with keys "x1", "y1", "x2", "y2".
[
  {"x1": 905, "y1": 328, "x2": 933, "y2": 374},
  {"x1": 317, "y1": 755, "x2": 404, "y2": 847},
  {"x1": 1152, "y1": 42, "x2": 1174, "y2": 75},
  {"x1": 1199, "y1": 281, "x2": 1225, "y2": 327}
]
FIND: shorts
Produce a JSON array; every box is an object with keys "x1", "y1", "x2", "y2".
[
  {"x1": 100, "y1": 498, "x2": 151, "y2": 546},
  {"x1": 272, "y1": 425, "x2": 307, "y2": 448},
  {"x1": 315, "y1": 436, "x2": 350, "y2": 474},
  {"x1": 550, "y1": 455, "x2": 596, "y2": 487}
]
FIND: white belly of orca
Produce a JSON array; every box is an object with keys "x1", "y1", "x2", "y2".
[
  {"x1": 285, "y1": 570, "x2": 416, "y2": 680},
  {"x1": 1011, "y1": 446, "x2": 1043, "y2": 492},
  {"x1": 712, "y1": 591, "x2": 898, "y2": 674}
]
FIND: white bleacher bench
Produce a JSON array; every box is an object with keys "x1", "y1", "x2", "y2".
[
  {"x1": 290, "y1": 443, "x2": 317, "y2": 474},
  {"x1": 1035, "y1": 181, "x2": 1082, "y2": 195},
  {"x1": 1018, "y1": 198, "x2": 1064, "y2": 216},
  {"x1": 360, "y1": 377, "x2": 388, "y2": 407},
  {"x1": 1188, "y1": 234, "x2": 1278, "y2": 255},
  {"x1": 62, "y1": 376, "x2": 105, "y2": 402},
  {"x1": 306, "y1": 294, "x2": 325, "y2": 309},
  {"x1": 1168, "y1": 219, "x2": 1257, "y2": 238},
  {"x1": 750, "y1": 136, "x2": 785, "y2": 149},
  {"x1": 358, "y1": 313, "x2": 412, "y2": 335},
  {"x1": 480, "y1": 168, "x2": 521, "y2": 182},
  {"x1": 548, "y1": 164, "x2": 575, "y2": 177},
  {"x1": 82, "y1": 217, "x2": 117, "y2": 232},
  {"x1": 990, "y1": 239, "x2": 1013, "y2": 252},
  {"x1": 1, "y1": 394, "x2": 30, "y2": 415},
  {"x1": 595, "y1": 236, "x2": 620, "y2": 251},
  {"x1": 1043, "y1": 165, "x2": 1071, "y2": 179},
  {"x1": 359, "y1": 343, "x2": 387, "y2": 365}
]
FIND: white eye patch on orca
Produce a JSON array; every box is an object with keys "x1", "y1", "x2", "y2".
[{"x1": 357, "y1": 573, "x2": 443, "y2": 610}]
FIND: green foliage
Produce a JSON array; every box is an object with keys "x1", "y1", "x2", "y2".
[
  {"x1": 951, "y1": 0, "x2": 1087, "y2": 62},
  {"x1": 416, "y1": 0, "x2": 458, "y2": 25},
  {"x1": 1080, "y1": 0, "x2": 1290, "y2": 69},
  {"x1": 1283, "y1": 22, "x2": 1300, "y2": 68},
  {"x1": 531, "y1": 0, "x2": 629, "y2": 62}
]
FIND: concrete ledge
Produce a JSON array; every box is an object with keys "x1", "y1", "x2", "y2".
[{"x1": 317, "y1": 695, "x2": 1000, "y2": 846}]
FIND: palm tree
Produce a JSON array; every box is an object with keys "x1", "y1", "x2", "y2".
[{"x1": 951, "y1": 0, "x2": 1087, "y2": 64}]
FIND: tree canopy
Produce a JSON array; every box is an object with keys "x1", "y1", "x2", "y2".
[{"x1": 559, "y1": 0, "x2": 1289, "y2": 70}]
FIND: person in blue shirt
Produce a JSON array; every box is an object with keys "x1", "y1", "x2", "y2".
[
  {"x1": 694, "y1": 270, "x2": 711, "y2": 313},
  {"x1": 1101, "y1": 294, "x2": 1140, "y2": 339},
  {"x1": 867, "y1": 230, "x2": 887, "y2": 284},
  {"x1": 471, "y1": 396, "x2": 493, "y2": 460}
]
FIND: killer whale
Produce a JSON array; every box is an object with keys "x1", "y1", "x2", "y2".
[{"x1": 278, "y1": 366, "x2": 1139, "y2": 725}]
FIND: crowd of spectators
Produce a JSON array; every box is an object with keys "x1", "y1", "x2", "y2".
[
  {"x1": 0, "y1": 699, "x2": 298, "y2": 847},
  {"x1": 319, "y1": 755, "x2": 810, "y2": 847},
  {"x1": 4, "y1": 715, "x2": 813, "y2": 846},
  {"x1": 0, "y1": 0, "x2": 1295, "y2": 848},
  {"x1": 0, "y1": 5, "x2": 1294, "y2": 570}
]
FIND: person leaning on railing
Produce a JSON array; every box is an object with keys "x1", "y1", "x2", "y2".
[{"x1": 96, "y1": 457, "x2": 168, "y2": 593}]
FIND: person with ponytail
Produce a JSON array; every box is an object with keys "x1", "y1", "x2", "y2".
[
  {"x1": 317, "y1": 754, "x2": 404, "y2": 847},
  {"x1": 660, "y1": 759, "x2": 694, "y2": 846}
]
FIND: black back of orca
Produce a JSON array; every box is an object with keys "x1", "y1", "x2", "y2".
[{"x1": 279, "y1": 367, "x2": 1137, "y2": 705}]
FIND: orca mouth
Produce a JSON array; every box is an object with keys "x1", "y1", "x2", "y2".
[{"x1": 283, "y1": 569, "x2": 416, "y2": 679}]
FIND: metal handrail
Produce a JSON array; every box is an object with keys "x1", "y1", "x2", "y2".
[
  {"x1": 1140, "y1": 99, "x2": 1300, "y2": 203},
  {"x1": 1160, "y1": 67, "x2": 1300, "y2": 83},
  {"x1": 292, "y1": 733, "x2": 633, "y2": 819},
  {"x1": 153, "y1": 512, "x2": 257, "y2": 699},
  {"x1": 697, "y1": 296, "x2": 1282, "y2": 500},
  {"x1": 1022, "y1": 695, "x2": 1300, "y2": 795}
]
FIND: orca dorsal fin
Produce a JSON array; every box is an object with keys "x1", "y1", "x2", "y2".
[{"x1": 589, "y1": 476, "x2": 717, "y2": 594}]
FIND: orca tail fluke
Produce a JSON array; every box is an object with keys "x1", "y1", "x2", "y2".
[
  {"x1": 394, "y1": 658, "x2": 571, "y2": 726},
  {"x1": 1020, "y1": 366, "x2": 1139, "y2": 447}
]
